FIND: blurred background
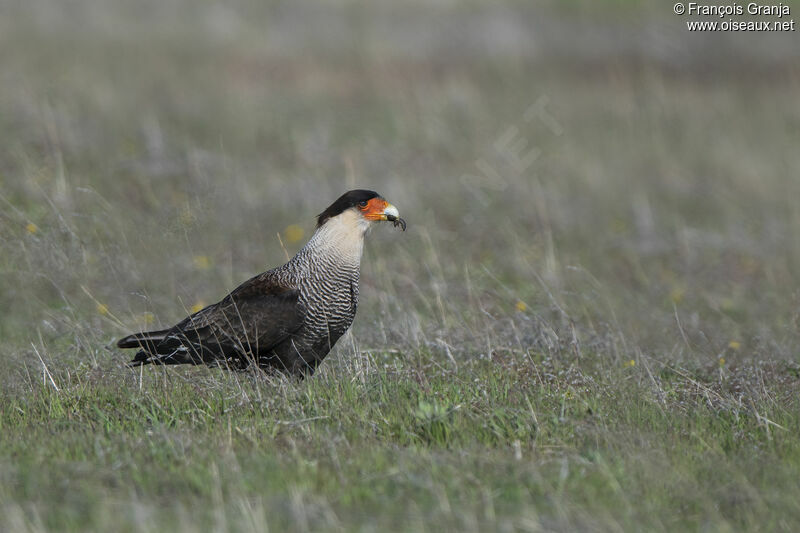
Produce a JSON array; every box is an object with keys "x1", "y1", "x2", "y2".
[{"x1": 2, "y1": 0, "x2": 800, "y2": 372}]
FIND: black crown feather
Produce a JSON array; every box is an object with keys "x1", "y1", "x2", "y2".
[{"x1": 317, "y1": 189, "x2": 380, "y2": 227}]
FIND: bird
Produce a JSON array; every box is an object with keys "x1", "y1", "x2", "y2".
[{"x1": 116, "y1": 189, "x2": 406, "y2": 377}]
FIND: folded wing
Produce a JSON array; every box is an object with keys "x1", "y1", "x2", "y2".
[{"x1": 119, "y1": 274, "x2": 304, "y2": 367}]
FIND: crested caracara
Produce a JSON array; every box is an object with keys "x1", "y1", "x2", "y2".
[{"x1": 116, "y1": 189, "x2": 405, "y2": 376}]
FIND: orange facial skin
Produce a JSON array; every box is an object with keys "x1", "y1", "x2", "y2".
[{"x1": 360, "y1": 197, "x2": 390, "y2": 221}]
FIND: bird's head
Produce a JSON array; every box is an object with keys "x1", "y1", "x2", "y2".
[{"x1": 317, "y1": 190, "x2": 406, "y2": 232}]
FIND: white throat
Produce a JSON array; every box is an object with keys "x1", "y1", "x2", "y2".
[{"x1": 300, "y1": 209, "x2": 368, "y2": 266}]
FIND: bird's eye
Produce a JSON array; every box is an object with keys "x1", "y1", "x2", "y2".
[{"x1": 358, "y1": 200, "x2": 369, "y2": 209}]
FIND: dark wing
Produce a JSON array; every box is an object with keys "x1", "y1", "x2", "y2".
[{"x1": 121, "y1": 273, "x2": 305, "y2": 367}]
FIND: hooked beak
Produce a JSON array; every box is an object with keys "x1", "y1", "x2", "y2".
[{"x1": 382, "y1": 203, "x2": 406, "y2": 231}]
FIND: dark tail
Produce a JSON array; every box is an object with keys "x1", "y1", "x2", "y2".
[
  {"x1": 128, "y1": 347, "x2": 193, "y2": 366},
  {"x1": 129, "y1": 349, "x2": 154, "y2": 366},
  {"x1": 118, "y1": 329, "x2": 173, "y2": 367},
  {"x1": 119, "y1": 327, "x2": 213, "y2": 367},
  {"x1": 117, "y1": 329, "x2": 171, "y2": 349},
  {"x1": 119, "y1": 325, "x2": 231, "y2": 367}
]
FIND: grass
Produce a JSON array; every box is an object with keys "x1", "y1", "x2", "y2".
[
  {"x1": 2, "y1": 0, "x2": 800, "y2": 531},
  {"x1": 5, "y1": 355, "x2": 800, "y2": 531}
]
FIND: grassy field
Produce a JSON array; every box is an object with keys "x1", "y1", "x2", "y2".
[{"x1": 2, "y1": 1, "x2": 800, "y2": 531}]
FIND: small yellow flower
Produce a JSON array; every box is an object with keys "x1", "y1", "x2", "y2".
[
  {"x1": 25, "y1": 222, "x2": 38, "y2": 234},
  {"x1": 669, "y1": 286, "x2": 685, "y2": 304},
  {"x1": 96, "y1": 303, "x2": 109, "y2": 315},
  {"x1": 728, "y1": 341, "x2": 741, "y2": 350},
  {"x1": 143, "y1": 312, "x2": 155, "y2": 324},
  {"x1": 624, "y1": 359, "x2": 636, "y2": 368},
  {"x1": 193, "y1": 255, "x2": 211, "y2": 270},
  {"x1": 719, "y1": 357, "x2": 726, "y2": 366},
  {"x1": 515, "y1": 301, "x2": 527, "y2": 312},
  {"x1": 190, "y1": 301, "x2": 205, "y2": 314},
  {"x1": 284, "y1": 224, "x2": 305, "y2": 244}
]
